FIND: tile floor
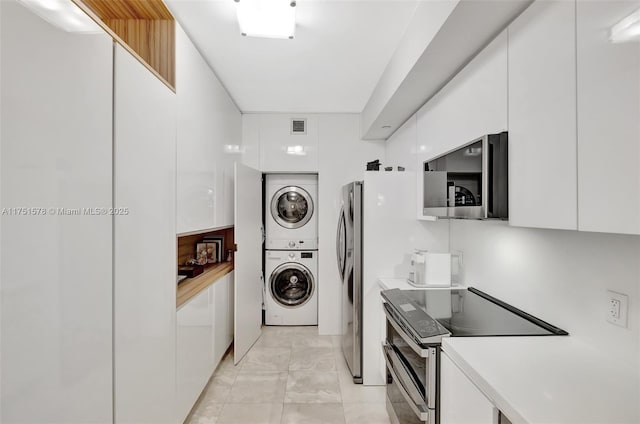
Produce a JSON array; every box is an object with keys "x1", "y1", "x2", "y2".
[{"x1": 186, "y1": 326, "x2": 391, "y2": 424}]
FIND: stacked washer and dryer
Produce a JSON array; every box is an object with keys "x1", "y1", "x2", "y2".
[{"x1": 264, "y1": 174, "x2": 318, "y2": 326}]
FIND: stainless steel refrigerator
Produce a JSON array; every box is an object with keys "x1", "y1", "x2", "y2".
[{"x1": 336, "y1": 181, "x2": 363, "y2": 383}]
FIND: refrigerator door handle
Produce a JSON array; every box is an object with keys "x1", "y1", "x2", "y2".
[
  {"x1": 352, "y1": 181, "x2": 363, "y2": 382},
  {"x1": 336, "y1": 206, "x2": 346, "y2": 280}
]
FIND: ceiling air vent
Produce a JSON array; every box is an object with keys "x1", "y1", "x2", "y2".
[{"x1": 291, "y1": 118, "x2": 307, "y2": 135}]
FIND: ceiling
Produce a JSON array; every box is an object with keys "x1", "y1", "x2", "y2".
[{"x1": 165, "y1": 0, "x2": 419, "y2": 113}]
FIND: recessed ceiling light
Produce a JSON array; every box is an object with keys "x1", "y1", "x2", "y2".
[
  {"x1": 610, "y1": 8, "x2": 640, "y2": 43},
  {"x1": 235, "y1": 0, "x2": 296, "y2": 39},
  {"x1": 17, "y1": 0, "x2": 101, "y2": 33}
]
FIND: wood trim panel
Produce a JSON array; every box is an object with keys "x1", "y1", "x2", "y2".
[
  {"x1": 72, "y1": 0, "x2": 175, "y2": 91},
  {"x1": 79, "y1": 0, "x2": 173, "y2": 20},
  {"x1": 103, "y1": 19, "x2": 175, "y2": 87}
]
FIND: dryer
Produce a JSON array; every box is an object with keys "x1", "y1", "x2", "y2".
[
  {"x1": 264, "y1": 250, "x2": 318, "y2": 326},
  {"x1": 265, "y1": 174, "x2": 318, "y2": 250}
]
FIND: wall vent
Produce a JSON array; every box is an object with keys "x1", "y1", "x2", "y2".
[{"x1": 290, "y1": 118, "x2": 307, "y2": 135}]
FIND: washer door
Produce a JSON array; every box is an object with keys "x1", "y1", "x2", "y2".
[
  {"x1": 271, "y1": 186, "x2": 314, "y2": 229},
  {"x1": 270, "y1": 263, "x2": 315, "y2": 308}
]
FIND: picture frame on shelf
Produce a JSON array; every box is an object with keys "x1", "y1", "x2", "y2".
[{"x1": 202, "y1": 235, "x2": 224, "y2": 263}]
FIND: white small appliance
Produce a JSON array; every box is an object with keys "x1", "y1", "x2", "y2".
[
  {"x1": 265, "y1": 174, "x2": 318, "y2": 250},
  {"x1": 264, "y1": 250, "x2": 318, "y2": 326},
  {"x1": 409, "y1": 250, "x2": 451, "y2": 287}
]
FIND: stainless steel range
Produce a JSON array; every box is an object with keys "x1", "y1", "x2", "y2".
[{"x1": 381, "y1": 288, "x2": 568, "y2": 424}]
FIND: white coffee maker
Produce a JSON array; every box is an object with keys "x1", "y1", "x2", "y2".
[{"x1": 408, "y1": 249, "x2": 451, "y2": 287}]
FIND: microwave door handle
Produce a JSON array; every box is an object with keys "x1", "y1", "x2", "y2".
[{"x1": 488, "y1": 141, "x2": 495, "y2": 217}]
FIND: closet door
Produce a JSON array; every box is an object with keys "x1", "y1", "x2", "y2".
[
  {"x1": 0, "y1": 1, "x2": 113, "y2": 422},
  {"x1": 113, "y1": 44, "x2": 177, "y2": 423}
]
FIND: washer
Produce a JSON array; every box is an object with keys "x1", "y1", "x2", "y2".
[
  {"x1": 265, "y1": 174, "x2": 318, "y2": 250},
  {"x1": 264, "y1": 250, "x2": 318, "y2": 326}
]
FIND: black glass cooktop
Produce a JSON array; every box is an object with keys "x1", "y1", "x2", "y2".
[{"x1": 382, "y1": 287, "x2": 568, "y2": 345}]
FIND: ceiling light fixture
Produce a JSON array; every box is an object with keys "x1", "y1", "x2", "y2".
[
  {"x1": 17, "y1": 0, "x2": 101, "y2": 33},
  {"x1": 234, "y1": 0, "x2": 296, "y2": 39},
  {"x1": 610, "y1": 8, "x2": 640, "y2": 43}
]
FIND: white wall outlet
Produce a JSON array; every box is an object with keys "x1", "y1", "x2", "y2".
[{"x1": 606, "y1": 290, "x2": 628, "y2": 328}]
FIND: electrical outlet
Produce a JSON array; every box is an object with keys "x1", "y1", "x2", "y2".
[{"x1": 606, "y1": 290, "x2": 628, "y2": 328}]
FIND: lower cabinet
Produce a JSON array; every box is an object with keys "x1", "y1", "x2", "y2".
[
  {"x1": 177, "y1": 272, "x2": 234, "y2": 423},
  {"x1": 440, "y1": 352, "x2": 496, "y2": 424}
]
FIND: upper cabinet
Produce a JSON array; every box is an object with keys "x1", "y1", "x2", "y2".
[
  {"x1": 508, "y1": 0, "x2": 640, "y2": 234},
  {"x1": 416, "y1": 31, "x2": 508, "y2": 163},
  {"x1": 508, "y1": 0, "x2": 578, "y2": 231},
  {"x1": 175, "y1": 26, "x2": 241, "y2": 234},
  {"x1": 576, "y1": 0, "x2": 640, "y2": 235}
]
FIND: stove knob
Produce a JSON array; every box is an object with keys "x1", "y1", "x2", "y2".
[{"x1": 288, "y1": 241, "x2": 296, "y2": 248}]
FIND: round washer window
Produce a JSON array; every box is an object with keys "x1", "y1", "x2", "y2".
[
  {"x1": 270, "y1": 186, "x2": 314, "y2": 229},
  {"x1": 270, "y1": 263, "x2": 314, "y2": 308}
]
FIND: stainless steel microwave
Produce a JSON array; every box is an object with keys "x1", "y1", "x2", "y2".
[{"x1": 423, "y1": 132, "x2": 508, "y2": 219}]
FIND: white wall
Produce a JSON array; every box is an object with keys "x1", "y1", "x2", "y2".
[
  {"x1": 316, "y1": 115, "x2": 386, "y2": 335},
  {"x1": 241, "y1": 113, "x2": 386, "y2": 335},
  {"x1": 449, "y1": 220, "x2": 640, "y2": 368}
]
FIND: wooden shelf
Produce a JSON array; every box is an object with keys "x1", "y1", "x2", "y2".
[{"x1": 177, "y1": 261, "x2": 233, "y2": 308}]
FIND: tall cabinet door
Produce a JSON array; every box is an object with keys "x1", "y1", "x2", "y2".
[
  {"x1": 234, "y1": 163, "x2": 263, "y2": 364},
  {"x1": 113, "y1": 45, "x2": 177, "y2": 423},
  {"x1": 508, "y1": 0, "x2": 578, "y2": 230},
  {"x1": 0, "y1": 2, "x2": 113, "y2": 423},
  {"x1": 577, "y1": 0, "x2": 640, "y2": 234}
]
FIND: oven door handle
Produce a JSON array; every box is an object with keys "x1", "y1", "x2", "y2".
[
  {"x1": 382, "y1": 343, "x2": 430, "y2": 422},
  {"x1": 383, "y1": 303, "x2": 431, "y2": 358}
]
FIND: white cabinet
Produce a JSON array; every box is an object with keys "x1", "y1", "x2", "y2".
[
  {"x1": 212, "y1": 272, "x2": 234, "y2": 365},
  {"x1": 113, "y1": 44, "x2": 177, "y2": 424},
  {"x1": 176, "y1": 26, "x2": 241, "y2": 234},
  {"x1": 0, "y1": 2, "x2": 113, "y2": 422},
  {"x1": 576, "y1": 0, "x2": 640, "y2": 235},
  {"x1": 441, "y1": 352, "x2": 496, "y2": 424},
  {"x1": 416, "y1": 31, "x2": 507, "y2": 163},
  {"x1": 177, "y1": 287, "x2": 214, "y2": 423},
  {"x1": 253, "y1": 114, "x2": 319, "y2": 172},
  {"x1": 177, "y1": 273, "x2": 234, "y2": 423},
  {"x1": 508, "y1": 0, "x2": 578, "y2": 230}
]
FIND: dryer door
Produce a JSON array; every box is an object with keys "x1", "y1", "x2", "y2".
[
  {"x1": 270, "y1": 263, "x2": 315, "y2": 308},
  {"x1": 271, "y1": 186, "x2": 314, "y2": 229}
]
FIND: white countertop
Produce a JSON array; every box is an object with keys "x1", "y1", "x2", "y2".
[
  {"x1": 442, "y1": 337, "x2": 640, "y2": 424},
  {"x1": 377, "y1": 277, "x2": 466, "y2": 291}
]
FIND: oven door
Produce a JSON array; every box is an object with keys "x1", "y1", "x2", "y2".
[
  {"x1": 383, "y1": 343, "x2": 430, "y2": 423},
  {"x1": 384, "y1": 304, "x2": 438, "y2": 423}
]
